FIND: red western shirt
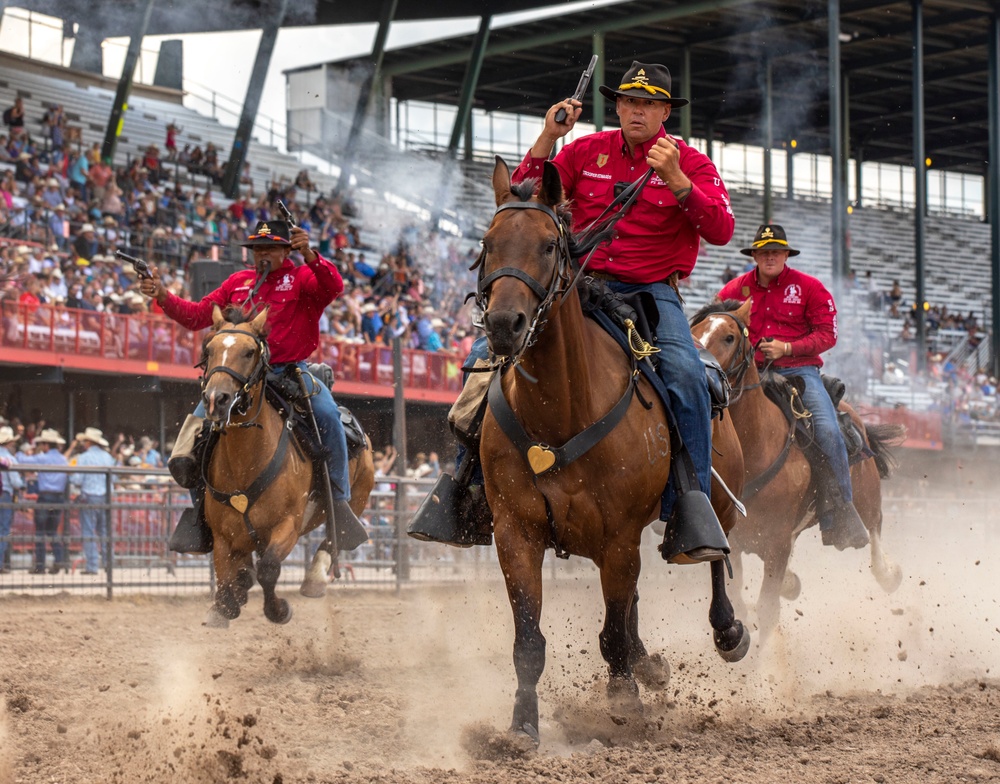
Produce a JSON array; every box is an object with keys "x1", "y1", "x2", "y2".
[
  {"x1": 717, "y1": 265, "x2": 837, "y2": 368},
  {"x1": 160, "y1": 254, "x2": 343, "y2": 364},
  {"x1": 512, "y1": 127, "x2": 734, "y2": 283}
]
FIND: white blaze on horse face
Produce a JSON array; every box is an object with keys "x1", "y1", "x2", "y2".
[
  {"x1": 699, "y1": 315, "x2": 727, "y2": 350},
  {"x1": 220, "y1": 334, "x2": 238, "y2": 368}
]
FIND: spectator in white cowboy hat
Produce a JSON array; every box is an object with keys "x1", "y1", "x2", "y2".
[
  {"x1": 0, "y1": 425, "x2": 24, "y2": 574},
  {"x1": 69, "y1": 427, "x2": 116, "y2": 575},
  {"x1": 72, "y1": 222, "x2": 98, "y2": 264},
  {"x1": 15, "y1": 428, "x2": 69, "y2": 574}
]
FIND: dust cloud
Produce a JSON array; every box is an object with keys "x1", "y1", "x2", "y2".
[{"x1": 1, "y1": 448, "x2": 1000, "y2": 782}]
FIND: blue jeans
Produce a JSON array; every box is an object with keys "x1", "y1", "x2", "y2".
[
  {"x1": 607, "y1": 281, "x2": 712, "y2": 518},
  {"x1": 0, "y1": 491, "x2": 12, "y2": 567},
  {"x1": 79, "y1": 493, "x2": 108, "y2": 572},
  {"x1": 34, "y1": 491, "x2": 66, "y2": 568},
  {"x1": 194, "y1": 360, "x2": 351, "y2": 500},
  {"x1": 773, "y1": 365, "x2": 853, "y2": 505}
]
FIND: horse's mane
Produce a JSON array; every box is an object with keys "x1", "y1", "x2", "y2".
[{"x1": 690, "y1": 298, "x2": 744, "y2": 327}]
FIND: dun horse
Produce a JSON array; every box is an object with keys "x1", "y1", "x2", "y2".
[
  {"x1": 478, "y1": 158, "x2": 748, "y2": 744},
  {"x1": 198, "y1": 305, "x2": 374, "y2": 628},
  {"x1": 691, "y1": 298, "x2": 905, "y2": 639}
]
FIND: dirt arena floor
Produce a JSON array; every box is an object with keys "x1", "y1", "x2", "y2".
[{"x1": 2, "y1": 451, "x2": 1000, "y2": 783}]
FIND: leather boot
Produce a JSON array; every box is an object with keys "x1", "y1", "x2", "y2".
[
  {"x1": 331, "y1": 498, "x2": 370, "y2": 551},
  {"x1": 407, "y1": 473, "x2": 493, "y2": 547},
  {"x1": 169, "y1": 490, "x2": 214, "y2": 554},
  {"x1": 812, "y1": 459, "x2": 869, "y2": 550}
]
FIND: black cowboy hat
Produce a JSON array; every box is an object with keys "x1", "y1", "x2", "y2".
[
  {"x1": 599, "y1": 61, "x2": 689, "y2": 107},
  {"x1": 740, "y1": 224, "x2": 800, "y2": 257},
  {"x1": 240, "y1": 219, "x2": 292, "y2": 247}
]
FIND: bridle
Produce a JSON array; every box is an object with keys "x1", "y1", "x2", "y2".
[
  {"x1": 473, "y1": 200, "x2": 574, "y2": 365},
  {"x1": 702, "y1": 311, "x2": 757, "y2": 401},
  {"x1": 198, "y1": 327, "x2": 272, "y2": 429}
]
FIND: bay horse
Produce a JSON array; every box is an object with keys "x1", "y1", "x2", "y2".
[
  {"x1": 690, "y1": 298, "x2": 905, "y2": 640},
  {"x1": 199, "y1": 305, "x2": 375, "y2": 628},
  {"x1": 478, "y1": 158, "x2": 749, "y2": 745}
]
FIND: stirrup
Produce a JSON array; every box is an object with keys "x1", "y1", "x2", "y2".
[
  {"x1": 407, "y1": 473, "x2": 493, "y2": 547},
  {"x1": 658, "y1": 490, "x2": 730, "y2": 565},
  {"x1": 169, "y1": 495, "x2": 213, "y2": 554},
  {"x1": 331, "y1": 497, "x2": 370, "y2": 551}
]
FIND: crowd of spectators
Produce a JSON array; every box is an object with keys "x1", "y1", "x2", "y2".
[{"x1": 0, "y1": 108, "x2": 483, "y2": 363}]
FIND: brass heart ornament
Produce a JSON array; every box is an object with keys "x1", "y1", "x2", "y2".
[
  {"x1": 526, "y1": 444, "x2": 556, "y2": 474},
  {"x1": 230, "y1": 493, "x2": 249, "y2": 513}
]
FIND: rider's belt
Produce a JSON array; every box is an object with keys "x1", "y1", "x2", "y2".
[{"x1": 589, "y1": 270, "x2": 681, "y2": 289}]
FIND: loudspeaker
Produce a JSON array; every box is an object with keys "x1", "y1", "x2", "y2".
[{"x1": 189, "y1": 259, "x2": 240, "y2": 301}]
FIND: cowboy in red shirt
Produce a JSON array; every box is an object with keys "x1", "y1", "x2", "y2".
[
  {"x1": 717, "y1": 224, "x2": 869, "y2": 550},
  {"x1": 510, "y1": 61, "x2": 735, "y2": 564},
  {"x1": 139, "y1": 219, "x2": 368, "y2": 554}
]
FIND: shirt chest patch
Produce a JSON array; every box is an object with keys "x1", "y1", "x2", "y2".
[
  {"x1": 783, "y1": 284, "x2": 802, "y2": 305},
  {"x1": 274, "y1": 273, "x2": 295, "y2": 292},
  {"x1": 582, "y1": 169, "x2": 612, "y2": 180}
]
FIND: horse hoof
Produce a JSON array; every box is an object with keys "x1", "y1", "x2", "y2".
[
  {"x1": 780, "y1": 570, "x2": 802, "y2": 601},
  {"x1": 266, "y1": 599, "x2": 293, "y2": 625},
  {"x1": 510, "y1": 722, "x2": 539, "y2": 750},
  {"x1": 714, "y1": 620, "x2": 751, "y2": 663},
  {"x1": 633, "y1": 653, "x2": 670, "y2": 691},
  {"x1": 203, "y1": 608, "x2": 230, "y2": 629},
  {"x1": 607, "y1": 676, "x2": 643, "y2": 718},
  {"x1": 299, "y1": 579, "x2": 327, "y2": 599},
  {"x1": 874, "y1": 562, "x2": 903, "y2": 594}
]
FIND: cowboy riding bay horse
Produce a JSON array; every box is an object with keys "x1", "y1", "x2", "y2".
[
  {"x1": 691, "y1": 298, "x2": 905, "y2": 640},
  {"x1": 198, "y1": 305, "x2": 374, "y2": 628},
  {"x1": 477, "y1": 158, "x2": 749, "y2": 744}
]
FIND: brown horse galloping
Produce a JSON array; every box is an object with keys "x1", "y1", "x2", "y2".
[
  {"x1": 478, "y1": 158, "x2": 749, "y2": 745},
  {"x1": 198, "y1": 305, "x2": 374, "y2": 628},
  {"x1": 691, "y1": 298, "x2": 905, "y2": 640}
]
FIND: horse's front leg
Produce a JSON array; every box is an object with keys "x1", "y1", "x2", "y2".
[
  {"x1": 497, "y1": 532, "x2": 546, "y2": 745},
  {"x1": 710, "y1": 559, "x2": 751, "y2": 662},
  {"x1": 628, "y1": 590, "x2": 670, "y2": 691},
  {"x1": 599, "y1": 543, "x2": 644, "y2": 715},
  {"x1": 258, "y1": 516, "x2": 299, "y2": 625},
  {"x1": 756, "y1": 537, "x2": 793, "y2": 643},
  {"x1": 206, "y1": 537, "x2": 243, "y2": 628}
]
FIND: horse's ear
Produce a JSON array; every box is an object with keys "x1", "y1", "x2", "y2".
[
  {"x1": 492, "y1": 155, "x2": 512, "y2": 206},
  {"x1": 211, "y1": 304, "x2": 225, "y2": 330},
  {"x1": 736, "y1": 297, "x2": 753, "y2": 324},
  {"x1": 250, "y1": 307, "x2": 269, "y2": 336},
  {"x1": 539, "y1": 160, "x2": 564, "y2": 207}
]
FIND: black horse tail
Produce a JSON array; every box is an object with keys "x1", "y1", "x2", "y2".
[{"x1": 865, "y1": 423, "x2": 906, "y2": 479}]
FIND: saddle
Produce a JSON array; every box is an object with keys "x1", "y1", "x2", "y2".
[
  {"x1": 265, "y1": 363, "x2": 369, "y2": 462},
  {"x1": 578, "y1": 278, "x2": 730, "y2": 416},
  {"x1": 760, "y1": 371, "x2": 870, "y2": 464}
]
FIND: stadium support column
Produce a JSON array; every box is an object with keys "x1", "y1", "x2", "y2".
[
  {"x1": 763, "y1": 58, "x2": 773, "y2": 223},
  {"x1": 433, "y1": 14, "x2": 491, "y2": 229},
  {"x1": 592, "y1": 33, "x2": 605, "y2": 132},
  {"x1": 336, "y1": 0, "x2": 398, "y2": 195},
  {"x1": 100, "y1": 0, "x2": 155, "y2": 165},
  {"x1": 989, "y1": 12, "x2": 1000, "y2": 378},
  {"x1": 221, "y1": 0, "x2": 290, "y2": 200},
  {"x1": 913, "y1": 0, "x2": 927, "y2": 373},
  {"x1": 828, "y1": 0, "x2": 846, "y2": 288},
  {"x1": 446, "y1": 14, "x2": 492, "y2": 158}
]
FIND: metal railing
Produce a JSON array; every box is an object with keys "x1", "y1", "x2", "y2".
[
  {"x1": 0, "y1": 464, "x2": 496, "y2": 597},
  {"x1": 0, "y1": 300, "x2": 464, "y2": 394}
]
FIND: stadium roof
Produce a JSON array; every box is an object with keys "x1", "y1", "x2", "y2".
[
  {"x1": 359, "y1": 0, "x2": 996, "y2": 175},
  {"x1": 10, "y1": 0, "x2": 996, "y2": 173}
]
